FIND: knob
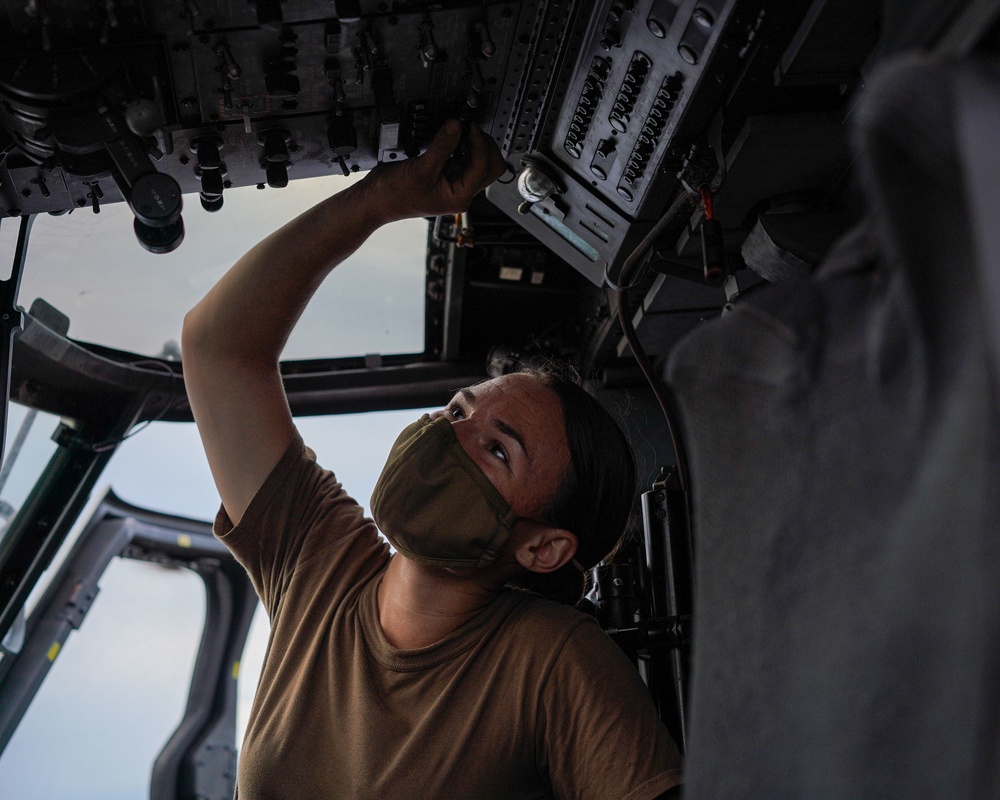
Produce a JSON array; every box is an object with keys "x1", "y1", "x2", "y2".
[
  {"x1": 327, "y1": 116, "x2": 357, "y2": 157},
  {"x1": 259, "y1": 129, "x2": 291, "y2": 188},
  {"x1": 516, "y1": 157, "x2": 561, "y2": 207},
  {"x1": 261, "y1": 162, "x2": 285, "y2": 188},
  {"x1": 125, "y1": 99, "x2": 163, "y2": 138},
  {"x1": 131, "y1": 172, "x2": 182, "y2": 228},
  {"x1": 195, "y1": 138, "x2": 226, "y2": 212},
  {"x1": 130, "y1": 173, "x2": 184, "y2": 254}
]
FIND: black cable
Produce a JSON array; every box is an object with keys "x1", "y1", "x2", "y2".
[
  {"x1": 90, "y1": 360, "x2": 182, "y2": 453},
  {"x1": 606, "y1": 190, "x2": 693, "y2": 493},
  {"x1": 605, "y1": 190, "x2": 690, "y2": 291},
  {"x1": 615, "y1": 288, "x2": 690, "y2": 493}
]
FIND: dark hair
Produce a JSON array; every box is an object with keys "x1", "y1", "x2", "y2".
[{"x1": 508, "y1": 363, "x2": 637, "y2": 605}]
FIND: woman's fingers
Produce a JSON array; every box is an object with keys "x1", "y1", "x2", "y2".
[
  {"x1": 419, "y1": 119, "x2": 464, "y2": 183},
  {"x1": 361, "y1": 121, "x2": 507, "y2": 220}
]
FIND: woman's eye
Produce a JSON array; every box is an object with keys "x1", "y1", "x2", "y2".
[
  {"x1": 448, "y1": 405, "x2": 465, "y2": 419},
  {"x1": 489, "y1": 442, "x2": 508, "y2": 462}
]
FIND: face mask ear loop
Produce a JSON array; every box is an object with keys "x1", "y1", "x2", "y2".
[{"x1": 572, "y1": 559, "x2": 587, "y2": 575}]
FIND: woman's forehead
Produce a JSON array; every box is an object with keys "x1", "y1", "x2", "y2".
[
  {"x1": 467, "y1": 374, "x2": 567, "y2": 453},
  {"x1": 459, "y1": 372, "x2": 552, "y2": 407}
]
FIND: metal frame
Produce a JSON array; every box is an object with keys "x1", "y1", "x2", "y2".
[
  {"x1": 0, "y1": 215, "x2": 33, "y2": 461},
  {"x1": 0, "y1": 490, "x2": 256, "y2": 800}
]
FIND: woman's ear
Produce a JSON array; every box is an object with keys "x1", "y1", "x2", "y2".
[{"x1": 513, "y1": 521, "x2": 578, "y2": 574}]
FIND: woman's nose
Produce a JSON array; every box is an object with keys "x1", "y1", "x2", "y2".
[{"x1": 448, "y1": 417, "x2": 484, "y2": 458}]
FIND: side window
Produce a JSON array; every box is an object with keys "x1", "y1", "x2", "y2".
[
  {"x1": 0, "y1": 404, "x2": 61, "y2": 660},
  {"x1": 0, "y1": 558, "x2": 204, "y2": 798},
  {"x1": 0, "y1": 404, "x2": 60, "y2": 541}
]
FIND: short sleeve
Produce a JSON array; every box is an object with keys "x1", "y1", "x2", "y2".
[
  {"x1": 213, "y1": 430, "x2": 386, "y2": 616},
  {"x1": 539, "y1": 619, "x2": 683, "y2": 800}
]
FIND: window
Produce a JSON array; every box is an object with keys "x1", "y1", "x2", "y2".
[
  {"x1": 0, "y1": 406, "x2": 434, "y2": 783},
  {"x1": 15, "y1": 176, "x2": 428, "y2": 361},
  {"x1": 0, "y1": 404, "x2": 60, "y2": 552},
  {"x1": 0, "y1": 558, "x2": 205, "y2": 800}
]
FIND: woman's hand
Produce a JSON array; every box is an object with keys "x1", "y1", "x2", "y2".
[{"x1": 361, "y1": 119, "x2": 508, "y2": 224}]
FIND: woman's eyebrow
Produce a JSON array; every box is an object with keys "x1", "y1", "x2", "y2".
[
  {"x1": 495, "y1": 419, "x2": 528, "y2": 459},
  {"x1": 459, "y1": 387, "x2": 528, "y2": 459}
]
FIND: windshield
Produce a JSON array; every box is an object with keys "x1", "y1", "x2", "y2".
[{"x1": 15, "y1": 175, "x2": 427, "y2": 361}]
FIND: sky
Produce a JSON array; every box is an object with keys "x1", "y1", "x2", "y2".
[
  {"x1": 6, "y1": 172, "x2": 427, "y2": 361},
  {"x1": 0, "y1": 176, "x2": 435, "y2": 799}
]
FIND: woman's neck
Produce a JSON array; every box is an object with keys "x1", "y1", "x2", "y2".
[{"x1": 376, "y1": 555, "x2": 511, "y2": 649}]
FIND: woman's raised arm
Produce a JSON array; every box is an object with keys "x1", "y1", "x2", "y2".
[{"x1": 181, "y1": 121, "x2": 505, "y2": 524}]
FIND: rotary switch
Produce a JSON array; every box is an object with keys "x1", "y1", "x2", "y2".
[{"x1": 516, "y1": 157, "x2": 562, "y2": 215}]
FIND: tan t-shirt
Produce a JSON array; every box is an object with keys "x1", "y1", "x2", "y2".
[{"x1": 216, "y1": 432, "x2": 682, "y2": 800}]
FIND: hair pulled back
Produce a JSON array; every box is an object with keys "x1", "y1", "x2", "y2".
[{"x1": 507, "y1": 364, "x2": 637, "y2": 605}]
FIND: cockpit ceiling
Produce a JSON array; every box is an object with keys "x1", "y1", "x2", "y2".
[{"x1": 0, "y1": 0, "x2": 873, "y2": 266}]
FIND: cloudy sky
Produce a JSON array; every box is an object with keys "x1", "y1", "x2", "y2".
[
  {"x1": 0, "y1": 176, "x2": 434, "y2": 799},
  {"x1": 7, "y1": 172, "x2": 427, "y2": 361}
]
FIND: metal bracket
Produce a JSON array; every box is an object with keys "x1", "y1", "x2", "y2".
[{"x1": 605, "y1": 614, "x2": 692, "y2": 651}]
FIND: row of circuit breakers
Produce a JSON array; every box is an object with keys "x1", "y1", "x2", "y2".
[{"x1": 0, "y1": 0, "x2": 747, "y2": 283}]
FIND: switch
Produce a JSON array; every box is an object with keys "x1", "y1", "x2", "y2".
[
  {"x1": 516, "y1": 157, "x2": 561, "y2": 214},
  {"x1": 474, "y1": 21, "x2": 495, "y2": 57},
  {"x1": 418, "y1": 18, "x2": 440, "y2": 68},
  {"x1": 327, "y1": 115, "x2": 357, "y2": 177},
  {"x1": 195, "y1": 138, "x2": 225, "y2": 212},
  {"x1": 238, "y1": 101, "x2": 254, "y2": 134},
  {"x1": 590, "y1": 139, "x2": 618, "y2": 180},
  {"x1": 468, "y1": 57, "x2": 486, "y2": 93},
  {"x1": 647, "y1": 0, "x2": 680, "y2": 38},
  {"x1": 84, "y1": 180, "x2": 103, "y2": 214},
  {"x1": 214, "y1": 42, "x2": 242, "y2": 80}
]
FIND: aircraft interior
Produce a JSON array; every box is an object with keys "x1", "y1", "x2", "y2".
[{"x1": 1, "y1": 0, "x2": 998, "y2": 797}]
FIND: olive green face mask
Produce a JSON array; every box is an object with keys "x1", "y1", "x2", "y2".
[{"x1": 371, "y1": 414, "x2": 521, "y2": 569}]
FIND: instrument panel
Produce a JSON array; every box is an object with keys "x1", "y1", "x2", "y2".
[{"x1": 1, "y1": 0, "x2": 855, "y2": 282}]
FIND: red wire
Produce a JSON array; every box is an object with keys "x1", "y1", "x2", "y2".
[{"x1": 699, "y1": 186, "x2": 714, "y2": 221}]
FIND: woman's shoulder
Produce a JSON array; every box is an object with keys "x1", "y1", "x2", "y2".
[
  {"x1": 491, "y1": 591, "x2": 636, "y2": 689},
  {"x1": 500, "y1": 590, "x2": 603, "y2": 644}
]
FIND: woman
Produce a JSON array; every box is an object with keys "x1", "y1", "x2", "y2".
[{"x1": 183, "y1": 120, "x2": 682, "y2": 799}]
